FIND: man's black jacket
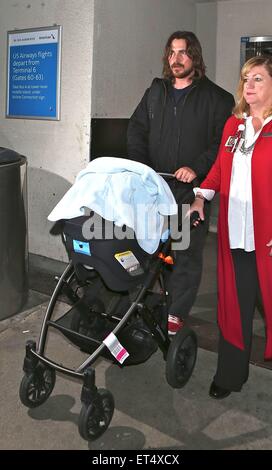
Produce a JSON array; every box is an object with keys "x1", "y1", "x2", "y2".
[{"x1": 127, "y1": 76, "x2": 235, "y2": 181}]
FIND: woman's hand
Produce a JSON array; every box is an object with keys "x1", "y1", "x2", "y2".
[
  {"x1": 266, "y1": 239, "x2": 272, "y2": 256},
  {"x1": 188, "y1": 196, "x2": 205, "y2": 227}
]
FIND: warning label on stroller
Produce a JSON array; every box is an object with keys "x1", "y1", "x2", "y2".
[
  {"x1": 103, "y1": 332, "x2": 129, "y2": 364},
  {"x1": 114, "y1": 251, "x2": 143, "y2": 275}
]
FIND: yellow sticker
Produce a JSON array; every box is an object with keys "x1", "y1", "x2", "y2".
[{"x1": 114, "y1": 251, "x2": 140, "y2": 272}]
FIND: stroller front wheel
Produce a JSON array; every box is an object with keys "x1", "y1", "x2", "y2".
[
  {"x1": 19, "y1": 364, "x2": 56, "y2": 408},
  {"x1": 78, "y1": 388, "x2": 114, "y2": 441},
  {"x1": 165, "y1": 327, "x2": 197, "y2": 388}
]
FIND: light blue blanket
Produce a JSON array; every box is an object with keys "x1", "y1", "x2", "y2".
[{"x1": 48, "y1": 157, "x2": 177, "y2": 253}]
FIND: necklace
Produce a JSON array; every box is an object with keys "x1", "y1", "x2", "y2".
[{"x1": 238, "y1": 120, "x2": 256, "y2": 156}]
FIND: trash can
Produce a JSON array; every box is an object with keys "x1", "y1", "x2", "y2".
[{"x1": 0, "y1": 147, "x2": 28, "y2": 319}]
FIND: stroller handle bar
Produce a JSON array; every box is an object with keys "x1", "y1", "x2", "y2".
[
  {"x1": 158, "y1": 172, "x2": 175, "y2": 178},
  {"x1": 158, "y1": 172, "x2": 199, "y2": 188}
]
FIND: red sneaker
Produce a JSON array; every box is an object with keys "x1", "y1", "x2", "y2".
[{"x1": 168, "y1": 315, "x2": 184, "y2": 336}]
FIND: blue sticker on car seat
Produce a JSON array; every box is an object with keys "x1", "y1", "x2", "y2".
[{"x1": 73, "y1": 239, "x2": 91, "y2": 256}]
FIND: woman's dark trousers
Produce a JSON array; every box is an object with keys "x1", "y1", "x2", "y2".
[{"x1": 214, "y1": 249, "x2": 259, "y2": 392}]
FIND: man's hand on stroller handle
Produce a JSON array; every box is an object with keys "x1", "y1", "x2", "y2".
[
  {"x1": 159, "y1": 170, "x2": 199, "y2": 188},
  {"x1": 158, "y1": 171, "x2": 202, "y2": 227},
  {"x1": 174, "y1": 166, "x2": 197, "y2": 183}
]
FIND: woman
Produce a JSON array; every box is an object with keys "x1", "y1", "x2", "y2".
[{"x1": 190, "y1": 55, "x2": 272, "y2": 399}]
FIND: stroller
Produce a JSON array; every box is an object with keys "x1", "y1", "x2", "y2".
[{"x1": 19, "y1": 167, "x2": 198, "y2": 442}]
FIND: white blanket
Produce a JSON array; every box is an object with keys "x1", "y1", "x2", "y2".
[{"x1": 48, "y1": 157, "x2": 177, "y2": 253}]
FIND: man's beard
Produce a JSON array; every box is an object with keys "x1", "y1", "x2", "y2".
[{"x1": 171, "y1": 63, "x2": 194, "y2": 79}]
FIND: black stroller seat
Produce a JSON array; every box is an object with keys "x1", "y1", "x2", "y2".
[
  {"x1": 56, "y1": 214, "x2": 162, "y2": 365},
  {"x1": 63, "y1": 214, "x2": 151, "y2": 291}
]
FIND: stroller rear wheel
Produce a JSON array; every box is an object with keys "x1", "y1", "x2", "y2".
[
  {"x1": 165, "y1": 327, "x2": 197, "y2": 388},
  {"x1": 19, "y1": 363, "x2": 56, "y2": 408},
  {"x1": 78, "y1": 388, "x2": 114, "y2": 441}
]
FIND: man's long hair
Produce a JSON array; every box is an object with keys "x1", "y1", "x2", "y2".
[
  {"x1": 162, "y1": 31, "x2": 206, "y2": 80},
  {"x1": 234, "y1": 55, "x2": 272, "y2": 119}
]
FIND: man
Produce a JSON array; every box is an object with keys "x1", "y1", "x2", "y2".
[{"x1": 127, "y1": 31, "x2": 234, "y2": 336}]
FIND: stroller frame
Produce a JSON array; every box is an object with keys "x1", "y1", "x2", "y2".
[{"x1": 20, "y1": 221, "x2": 197, "y2": 441}]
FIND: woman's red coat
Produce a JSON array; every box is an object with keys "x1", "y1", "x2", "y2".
[{"x1": 201, "y1": 115, "x2": 272, "y2": 359}]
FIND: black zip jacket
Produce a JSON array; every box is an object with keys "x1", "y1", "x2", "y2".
[{"x1": 127, "y1": 76, "x2": 235, "y2": 181}]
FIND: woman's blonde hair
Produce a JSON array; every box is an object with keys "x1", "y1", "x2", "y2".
[{"x1": 233, "y1": 55, "x2": 272, "y2": 119}]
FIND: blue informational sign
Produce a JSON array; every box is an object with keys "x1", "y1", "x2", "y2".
[{"x1": 6, "y1": 26, "x2": 62, "y2": 120}]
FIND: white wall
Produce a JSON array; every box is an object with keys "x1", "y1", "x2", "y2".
[
  {"x1": 92, "y1": 0, "x2": 197, "y2": 118},
  {"x1": 196, "y1": 0, "x2": 272, "y2": 95},
  {"x1": 196, "y1": 1, "x2": 218, "y2": 81},
  {"x1": 215, "y1": 0, "x2": 272, "y2": 95},
  {"x1": 0, "y1": 0, "x2": 94, "y2": 260}
]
